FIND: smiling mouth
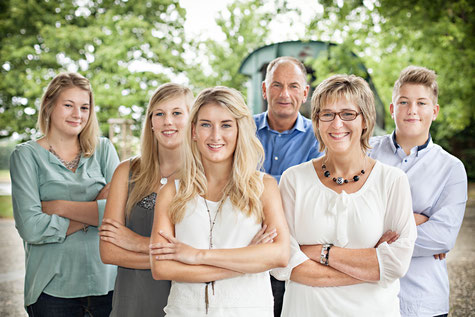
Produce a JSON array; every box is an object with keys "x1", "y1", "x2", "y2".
[
  {"x1": 329, "y1": 132, "x2": 349, "y2": 139},
  {"x1": 162, "y1": 130, "x2": 177, "y2": 135},
  {"x1": 208, "y1": 144, "x2": 224, "y2": 150},
  {"x1": 404, "y1": 119, "x2": 420, "y2": 123}
]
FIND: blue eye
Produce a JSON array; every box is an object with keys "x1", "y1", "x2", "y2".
[
  {"x1": 173, "y1": 111, "x2": 182, "y2": 116},
  {"x1": 81, "y1": 106, "x2": 90, "y2": 111},
  {"x1": 64, "y1": 103, "x2": 73, "y2": 108},
  {"x1": 399, "y1": 101, "x2": 408, "y2": 105},
  {"x1": 200, "y1": 123, "x2": 211, "y2": 128},
  {"x1": 418, "y1": 102, "x2": 426, "y2": 106},
  {"x1": 222, "y1": 124, "x2": 232, "y2": 128},
  {"x1": 155, "y1": 112, "x2": 164, "y2": 116}
]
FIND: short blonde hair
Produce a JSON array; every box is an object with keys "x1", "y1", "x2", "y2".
[
  {"x1": 126, "y1": 83, "x2": 193, "y2": 218},
  {"x1": 170, "y1": 86, "x2": 265, "y2": 224},
  {"x1": 38, "y1": 72, "x2": 99, "y2": 157},
  {"x1": 392, "y1": 66, "x2": 438, "y2": 104},
  {"x1": 311, "y1": 74, "x2": 375, "y2": 152}
]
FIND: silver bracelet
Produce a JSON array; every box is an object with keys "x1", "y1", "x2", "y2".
[{"x1": 320, "y1": 244, "x2": 333, "y2": 266}]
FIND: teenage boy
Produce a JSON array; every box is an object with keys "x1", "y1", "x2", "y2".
[{"x1": 369, "y1": 66, "x2": 467, "y2": 317}]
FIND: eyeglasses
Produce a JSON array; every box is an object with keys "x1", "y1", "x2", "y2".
[{"x1": 318, "y1": 110, "x2": 362, "y2": 122}]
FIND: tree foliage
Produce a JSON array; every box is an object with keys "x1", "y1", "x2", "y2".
[
  {"x1": 0, "y1": 0, "x2": 188, "y2": 140},
  {"x1": 306, "y1": 0, "x2": 474, "y2": 142}
]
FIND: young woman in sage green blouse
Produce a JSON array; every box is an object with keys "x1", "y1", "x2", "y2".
[{"x1": 10, "y1": 72, "x2": 120, "y2": 317}]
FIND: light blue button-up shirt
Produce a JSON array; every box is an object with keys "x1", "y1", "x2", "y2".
[
  {"x1": 254, "y1": 112, "x2": 321, "y2": 183},
  {"x1": 369, "y1": 132, "x2": 467, "y2": 317},
  {"x1": 10, "y1": 137, "x2": 120, "y2": 307}
]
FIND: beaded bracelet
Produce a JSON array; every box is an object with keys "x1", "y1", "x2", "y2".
[{"x1": 320, "y1": 243, "x2": 333, "y2": 266}]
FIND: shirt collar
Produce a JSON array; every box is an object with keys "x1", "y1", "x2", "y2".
[
  {"x1": 391, "y1": 131, "x2": 432, "y2": 154},
  {"x1": 259, "y1": 112, "x2": 305, "y2": 133}
]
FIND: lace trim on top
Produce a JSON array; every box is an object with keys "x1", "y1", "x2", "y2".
[{"x1": 136, "y1": 192, "x2": 157, "y2": 210}]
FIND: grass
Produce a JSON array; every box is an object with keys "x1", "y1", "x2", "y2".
[
  {"x1": 0, "y1": 169, "x2": 10, "y2": 182},
  {"x1": 0, "y1": 195, "x2": 13, "y2": 218}
]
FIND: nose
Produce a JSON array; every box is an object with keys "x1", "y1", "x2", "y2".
[
  {"x1": 330, "y1": 114, "x2": 344, "y2": 128},
  {"x1": 164, "y1": 114, "x2": 173, "y2": 125},
  {"x1": 280, "y1": 86, "x2": 290, "y2": 98},
  {"x1": 72, "y1": 106, "x2": 81, "y2": 118},
  {"x1": 407, "y1": 102, "x2": 417, "y2": 114},
  {"x1": 210, "y1": 126, "x2": 221, "y2": 141}
]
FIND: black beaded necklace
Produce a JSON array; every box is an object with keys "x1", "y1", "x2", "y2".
[{"x1": 321, "y1": 163, "x2": 365, "y2": 185}]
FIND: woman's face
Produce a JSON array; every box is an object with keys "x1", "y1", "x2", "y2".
[
  {"x1": 49, "y1": 87, "x2": 90, "y2": 138},
  {"x1": 151, "y1": 95, "x2": 189, "y2": 150},
  {"x1": 318, "y1": 96, "x2": 365, "y2": 156},
  {"x1": 192, "y1": 102, "x2": 238, "y2": 166}
]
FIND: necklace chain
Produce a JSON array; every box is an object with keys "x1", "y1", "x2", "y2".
[
  {"x1": 321, "y1": 158, "x2": 366, "y2": 185},
  {"x1": 203, "y1": 197, "x2": 223, "y2": 249},
  {"x1": 159, "y1": 169, "x2": 177, "y2": 185},
  {"x1": 46, "y1": 138, "x2": 81, "y2": 171}
]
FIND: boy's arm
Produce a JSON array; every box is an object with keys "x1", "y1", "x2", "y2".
[{"x1": 412, "y1": 161, "x2": 467, "y2": 257}]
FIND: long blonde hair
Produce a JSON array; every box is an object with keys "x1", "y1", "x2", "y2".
[
  {"x1": 125, "y1": 83, "x2": 193, "y2": 218},
  {"x1": 38, "y1": 72, "x2": 99, "y2": 157},
  {"x1": 169, "y1": 86, "x2": 265, "y2": 224}
]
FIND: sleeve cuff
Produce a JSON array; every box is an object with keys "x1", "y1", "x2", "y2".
[{"x1": 97, "y1": 199, "x2": 106, "y2": 225}]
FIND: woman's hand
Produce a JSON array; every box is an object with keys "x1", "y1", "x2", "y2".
[
  {"x1": 249, "y1": 224, "x2": 277, "y2": 245},
  {"x1": 99, "y1": 218, "x2": 147, "y2": 253},
  {"x1": 149, "y1": 231, "x2": 201, "y2": 265},
  {"x1": 374, "y1": 230, "x2": 400, "y2": 248},
  {"x1": 95, "y1": 183, "x2": 111, "y2": 200}
]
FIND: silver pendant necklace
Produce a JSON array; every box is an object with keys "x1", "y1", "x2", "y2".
[{"x1": 159, "y1": 169, "x2": 177, "y2": 185}]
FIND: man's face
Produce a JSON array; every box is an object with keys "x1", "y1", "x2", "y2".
[{"x1": 262, "y1": 62, "x2": 309, "y2": 123}]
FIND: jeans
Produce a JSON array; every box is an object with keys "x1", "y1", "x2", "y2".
[
  {"x1": 271, "y1": 276, "x2": 285, "y2": 317},
  {"x1": 27, "y1": 291, "x2": 113, "y2": 317}
]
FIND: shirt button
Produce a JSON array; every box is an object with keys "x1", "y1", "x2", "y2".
[
  {"x1": 404, "y1": 159, "x2": 407, "y2": 162},
  {"x1": 274, "y1": 156, "x2": 278, "y2": 160},
  {"x1": 278, "y1": 134, "x2": 282, "y2": 137}
]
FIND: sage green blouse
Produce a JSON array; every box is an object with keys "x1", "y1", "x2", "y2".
[{"x1": 10, "y1": 137, "x2": 120, "y2": 307}]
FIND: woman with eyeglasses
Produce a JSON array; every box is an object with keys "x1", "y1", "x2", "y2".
[
  {"x1": 274, "y1": 74, "x2": 417, "y2": 316},
  {"x1": 149, "y1": 86, "x2": 290, "y2": 316}
]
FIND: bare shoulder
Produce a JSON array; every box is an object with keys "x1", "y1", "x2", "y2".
[
  {"x1": 261, "y1": 173, "x2": 281, "y2": 203},
  {"x1": 111, "y1": 159, "x2": 132, "y2": 180}
]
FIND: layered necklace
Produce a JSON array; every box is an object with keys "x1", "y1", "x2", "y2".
[
  {"x1": 321, "y1": 157, "x2": 366, "y2": 185},
  {"x1": 47, "y1": 138, "x2": 81, "y2": 171},
  {"x1": 202, "y1": 196, "x2": 224, "y2": 314}
]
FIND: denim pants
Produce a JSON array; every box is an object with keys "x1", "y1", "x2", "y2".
[{"x1": 27, "y1": 291, "x2": 113, "y2": 317}]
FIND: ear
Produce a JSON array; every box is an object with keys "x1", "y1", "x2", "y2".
[
  {"x1": 389, "y1": 103, "x2": 395, "y2": 119},
  {"x1": 262, "y1": 81, "x2": 267, "y2": 100},
  {"x1": 432, "y1": 104, "x2": 440, "y2": 121},
  {"x1": 191, "y1": 124, "x2": 197, "y2": 140},
  {"x1": 302, "y1": 85, "x2": 310, "y2": 102}
]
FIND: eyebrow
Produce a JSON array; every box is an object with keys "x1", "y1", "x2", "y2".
[
  {"x1": 398, "y1": 96, "x2": 431, "y2": 100},
  {"x1": 199, "y1": 119, "x2": 234, "y2": 123},
  {"x1": 64, "y1": 99, "x2": 90, "y2": 105}
]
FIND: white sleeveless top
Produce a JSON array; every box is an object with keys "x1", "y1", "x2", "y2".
[{"x1": 165, "y1": 178, "x2": 273, "y2": 317}]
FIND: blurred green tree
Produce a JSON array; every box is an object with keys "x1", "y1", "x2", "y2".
[
  {"x1": 305, "y1": 0, "x2": 474, "y2": 142},
  {"x1": 0, "y1": 0, "x2": 188, "y2": 140}
]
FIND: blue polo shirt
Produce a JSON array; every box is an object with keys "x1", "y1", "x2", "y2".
[{"x1": 254, "y1": 112, "x2": 321, "y2": 183}]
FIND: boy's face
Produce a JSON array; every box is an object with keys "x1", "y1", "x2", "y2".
[{"x1": 390, "y1": 83, "x2": 439, "y2": 143}]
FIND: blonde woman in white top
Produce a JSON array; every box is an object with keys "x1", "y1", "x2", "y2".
[
  {"x1": 275, "y1": 74, "x2": 417, "y2": 316},
  {"x1": 149, "y1": 86, "x2": 290, "y2": 316}
]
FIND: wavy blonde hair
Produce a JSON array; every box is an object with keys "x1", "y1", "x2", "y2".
[
  {"x1": 169, "y1": 86, "x2": 265, "y2": 224},
  {"x1": 125, "y1": 83, "x2": 193, "y2": 218},
  {"x1": 311, "y1": 74, "x2": 376, "y2": 153},
  {"x1": 37, "y1": 72, "x2": 99, "y2": 157}
]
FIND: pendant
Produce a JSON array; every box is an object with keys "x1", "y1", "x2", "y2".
[
  {"x1": 160, "y1": 177, "x2": 167, "y2": 185},
  {"x1": 336, "y1": 177, "x2": 344, "y2": 185}
]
